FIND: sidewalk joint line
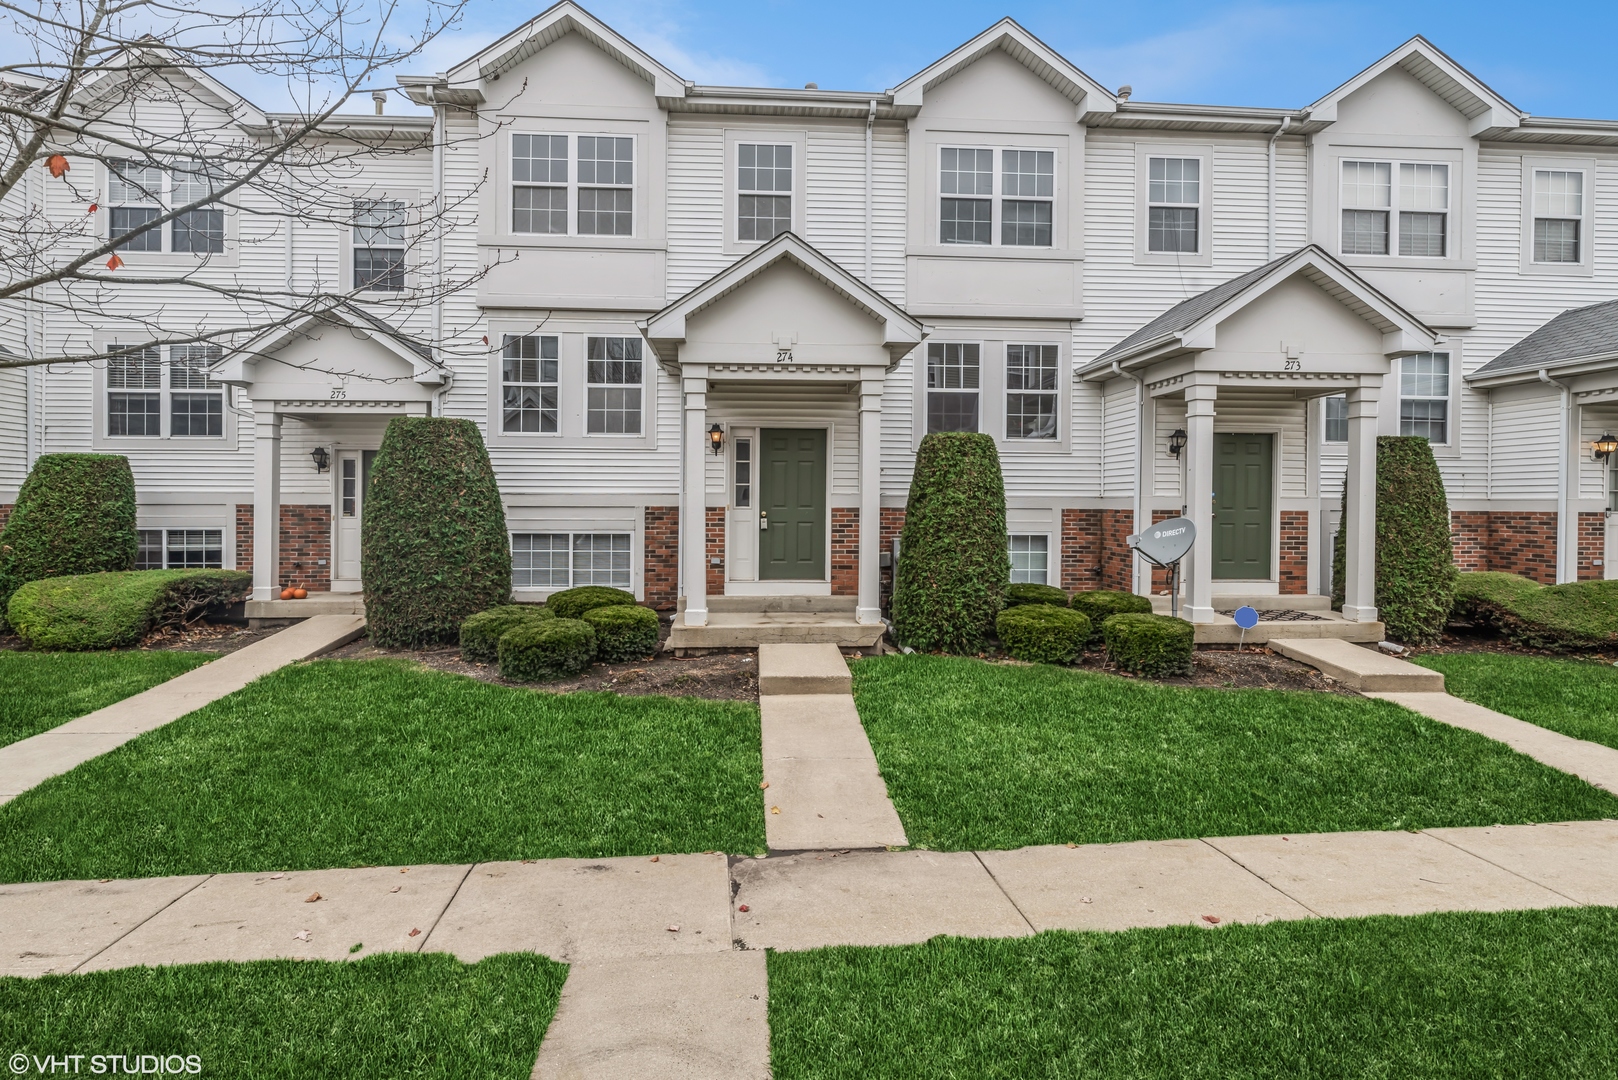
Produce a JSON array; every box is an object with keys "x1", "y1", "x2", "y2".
[
  {"x1": 70, "y1": 873, "x2": 216, "y2": 973},
  {"x1": 1419, "y1": 828, "x2": 1587, "y2": 907},
  {"x1": 415, "y1": 863, "x2": 475, "y2": 953},
  {"x1": 972, "y1": 851, "x2": 1036, "y2": 935},
  {"x1": 1196, "y1": 838, "x2": 1325, "y2": 919}
]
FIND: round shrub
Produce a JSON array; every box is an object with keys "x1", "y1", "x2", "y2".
[
  {"x1": 1070, "y1": 590, "x2": 1153, "y2": 645},
  {"x1": 1102, "y1": 613, "x2": 1194, "y2": 677},
  {"x1": 892, "y1": 432, "x2": 1010, "y2": 654},
  {"x1": 498, "y1": 618, "x2": 597, "y2": 682},
  {"x1": 583, "y1": 603, "x2": 660, "y2": 662},
  {"x1": 460, "y1": 604, "x2": 552, "y2": 664},
  {"x1": 547, "y1": 586, "x2": 638, "y2": 621},
  {"x1": 996, "y1": 603, "x2": 1090, "y2": 665},
  {"x1": 0, "y1": 453, "x2": 137, "y2": 622},
  {"x1": 1004, "y1": 583, "x2": 1069, "y2": 609},
  {"x1": 8, "y1": 569, "x2": 250, "y2": 650},
  {"x1": 363, "y1": 418, "x2": 512, "y2": 648}
]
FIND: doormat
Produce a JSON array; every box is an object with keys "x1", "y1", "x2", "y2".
[{"x1": 1214, "y1": 608, "x2": 1326, "y2": 622}]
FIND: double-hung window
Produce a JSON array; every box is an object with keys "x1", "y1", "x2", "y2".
[
  {"x1": 108, "y1": 160, "x2": 227, "y2": 254},
  {"x1": 501, "y1": 335, "x2": 559, "y2": 433},
  {"x1": 353, "y1": 199, "x2": 406, "y2": 290},
  {"x1": 510, "y1": 134, "x2": 634, "y2": 237},
  {"x1": 926, "y1": 343, "x2": 980, "y2": 433},
  {"x1": 107, "y1": 347, "x2": 163, "y2": 436},
  {"x1": 1532, "y1": 170, "x2": 1583, "y2": 264},
  {"x1": 1147, "y1": 157, "x2": 1200, "y2": 253},
  {"x1": 512, "y1": 134, "x2": 568, "y2": 234},
  {"x1": 511, "y1": 532, "x2": 632, "y2": 589},
  {"x1": 107, "y1": 344, "x2": 224, "y2": 439},
  {"x1": 1005, "y1": 344, "x2": 1058, "y2": 439},
  {"x1": 578, "y1": 136, "x2": 634, "y2": 236},
  {"x1": 1324, "y1": 395, "x2": 1348, "y2": 444},
  {"x1": 1341, "y1": 160, "x2": 1449, "y2": 257},
  {"x1": 1009, "y1": 535, "x2": 1050, "y2": 585},
  {"x1": 738, "y1": 144, "x2": 792, "y2": 242},
  {"x1": 108, "y1": 161, "x2": 164, "y2": 252},
  {"x1": 136, "y1": 529, "x2": 223, "y2": 570},
  {"x1": 586, "y1": 336, "x2": 642, "y2": 435},
  {"x1": 940, "y1": 148, "x2": 1054, "y2": 247},
  {"x1": 1399, "y1": 352, "x2": 1450, "y2": 443},
  {"x1": 170, "y1": 165, "x2": 224, "y2": 253},
  {"x1": 169, "y1": 344, "x2": 223, "y2": 437}
]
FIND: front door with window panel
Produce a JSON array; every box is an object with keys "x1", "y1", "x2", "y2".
[
  {"x1": 333, "y1": 450, "x2": 376, "y2": 590},
  {"x1": 759, "y1": 429, "x2": 826, "y2": 580},
  {"x1": 1212, "y1": 434, "x2": 1273, "y2": 580}
]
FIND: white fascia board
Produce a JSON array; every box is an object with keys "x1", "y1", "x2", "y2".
[
  {"x1": 1307, "y1": 36, "x2": 1521, "y2": 131},
  {"x1": 1468, "y1": 352, "x2": 1618, "y2": 388},
  {"x1": 218, "y1": 312, "x2": 445, "y2": 386},
  {"x1": 446, "y1": 1, "x2": 686, "y2": 100},
  {"x1": 890, "y1": 18, "x2": 1114, "y2": 116}
]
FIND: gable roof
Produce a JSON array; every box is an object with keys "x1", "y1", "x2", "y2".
[
  {"x1": 444, "y1": 1, "x2": 686, "y2": 100},
  {"x1": 1307, "y1": 36, "x2": 1521, "y2": 136},
  {"x1": 889, "y1": 18, "x2": 1114, "y2": 118},
  {"x1": 1469, "y1": 299, "x2": 1618, "y2": 385},
  {"x1": 642, "y1": 232, "x2": 923, "y2": 364},
  {"x1": 1081, "y1": 245, "x2": 1435, "y2": 375},
  {"x1": 214, "y1": 303, "x2": 446, "y2": 386},
  {"x1": 71, "y1": 42, "x2": 269, "y2": 129}
]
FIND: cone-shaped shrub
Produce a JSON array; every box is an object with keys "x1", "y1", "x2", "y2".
[
  {"x1": 1332, "y1": 435, "x2": 1456, "y2": 645},
  {"x1": 363, "y1": 418, "x2": 511, "y2": 647},
  {"x1": 892, "y1": 433, "x2": 1009, "y2": 653},
  {"x1": 0, "y1": 453, "x2": 137, "y2": 621}
]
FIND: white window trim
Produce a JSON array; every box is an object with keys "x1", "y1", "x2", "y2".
[
  {"x1": 910, "y1": 334, "x2": 1071, "y2": 453},
  {"x1": 1008, "y1": 532, "x2": 1054, "y2": 586},
  {"x1": 98, "y1": 159, "x2": 240, "y2": 268},
  {"x1": 1134, "y1": 143, "x2": 1213, "y2": 267},
  {"x1": 501, "y1": 128, "x2": 641, "y2": 244},
  {"x1": 342, "y1": 186, "x2": 420, "y2": 295},
  {"x1": 91, "y1": 337, "x2": 235, "y2": 450},
  {"x1": 135, "y1": 526, "x2": 227, "y2": 570},
  {"x1": 724, "y1": 129, "x2": 806, "y2": 255},
  {"x1": 920, "y1": 339, "x2": 985, "y2": 438},
  {"x1": 504, "y1": 504, "x2": 645, "y2": 602},
  {"x1": 1521, "y1": 156, "x2": 1596, "y2": 277},
  {"x1": 931, "y1": 143, "x2": 1062, "y2": 253},
  {"x1": 1395, "y1": 348, "x2": 1460, "y2": 452},
  {"x1": 583, "y1": 334, "x2": 647, "y2": 439},
  {"x1": 1332, "y1": 152, "x2": 1462, "y2": 268},
  {"x1": 1003, "y1": 342, "x2": 1063, "y2": 443},
  {"x1": 483, "y1": 322, "x2": 656, "y2": 450},
  {"x1": 495, "y1": 332, "x2": 563, "y2": 440}
]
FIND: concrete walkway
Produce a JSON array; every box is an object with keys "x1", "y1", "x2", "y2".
[{"x1": 0, "y1": 614, "x2": 365, "y2": 805}]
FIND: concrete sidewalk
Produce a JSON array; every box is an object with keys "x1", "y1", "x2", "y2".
[{"x1": 0, "y1": 614, "x2": 365, "y2": 805}]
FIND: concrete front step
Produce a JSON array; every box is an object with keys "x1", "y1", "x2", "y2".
[
  {"x1": 1152, "y1": 593, "x2": 1333, "y2": 614},
  {"x1": 1194, "y1": 616, "x2": 1384, "y2": 645},
  {"x1": 758, "y1": 644, "x2": 851, "y2": 695},
  {"x1": 685, "y1": 595, "x2": 856, "y2": 615},
  {"x1": 667, "y1": 612, "x2": 884, "y2": 651},
  {"x1": 245, "y1": 593, "x2": 366, "y2": 625},
  {"x1": 1269, "y1": 637, "x2": 1445, "y2": 691}
]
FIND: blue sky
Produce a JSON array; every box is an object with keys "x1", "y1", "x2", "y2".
[{"x1": 401, "y1": 0, "x2": 1618, "y2": 119}]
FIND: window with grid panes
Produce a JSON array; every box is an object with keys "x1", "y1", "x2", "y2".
[
  {"x1": 940, "y1": 148, "x2": 993, "y2": 244},
  {"x1": 1341, "y1": 160, "x2": 1448, "y2": 257},
  {"x1": 1324, "y1": 394, "x2": 1348, "y2": 443},
  {"x1": 135, "y1": 528, "x2": 221, "y2": 569},
  {"x1": 1009, "y1": 535, "x2": 1049, "y2": 584},
  {"x1": 170, "y1": 164, "x2": 224, "y2": 253},
  {"x1": 1005, "y1": 344, "x2": 1058, "y2": 439},
  {"x1": 586, "y1": 336, "x2": 642, "y2": 434},
  {"x1": 1533, "y1": 170, "x2": 1584, "y2": 263},
  {"x1": 1147, "y1": 157, "x2": 1200, "y2": 253},
  {"x1": 1398, "y1": 164, "x2": 1448, "y2": 257},
  {"x1": 512, "y1": 134, "x2": 568, "y2": 234},
  {"x1": 107, "y1": 347, "x2": 163, "y2": 436},
  {"x1": 1399, "y1": 353, "x2": 1450, "y2": 443},
  {"x1": 1341, "y1": 161, "x2": 1391, "y2": 254},
  {"x1": 1001, "y1": 151, "x2": 1053, "y2": 246},
  {"x1": 501, "y1": 335, "x2": 559, "y2": 433},
  {"x1": 577, "y1": 137, "x2": 633, "y2": 235},
  {"x1": 108, "y1": 161, "x2": 163, "y2": 252},
  {"x1": 353, "y1": 199, "x2": 406, "y2": 290},
  {"x1": 136, "y1": 530, "x2": 165, "y2": 570},
  {"x1": 169, "y1": 344, "x2": 223, "y2": 437},
  {"x1": 572, "y1": 533, "x2": 632, "y2": 587},
  {"x1": 738, "y1": 144, "x2": 792, "y2": 242},
  {"x1": 927, "y1": 343, "x2": 979, "y2": 433},
  {"x1": 510, "y1": 532, "x2": 631, "y2": 589},
  {"x1": 733, "y1": 439, "x2": 752, "y2": 507}
]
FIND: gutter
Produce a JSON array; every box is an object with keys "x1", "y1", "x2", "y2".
[
  {"x1": 1112, "y1": 360, "x2": 1150, "y2": 596},
  {"x1": 1539, "y1": 367, "x2": 1577, "y2": 583},
  {"x1": 1267, "y1": 116, "x2": 1291, "y2": 261}
]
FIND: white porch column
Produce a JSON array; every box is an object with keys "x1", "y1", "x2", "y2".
[
  {"x1": 1342, "y1": 377, "x2": 1381, "y2": 622},
  {"x1": 251, "y1": 409, "x2": 282, "y2": 602},
  {"x1": 1182, "y1": 381, "x2": 1217, "y2": 623},
  {"x1": 681, "y1": 375, "x2": 709, "y2": 627},
  {"x1": 856, "y1": 378, "x2": 883, "y2": 625}
]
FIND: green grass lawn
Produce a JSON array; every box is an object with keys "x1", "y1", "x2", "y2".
[
  {"x1": 768, "y1": 906, "x2": 1618, "y2": 1079},
  {"x1": 0, "y1": 649, "x2": 215, "y2": 748},
  {"x1": 0, "y1": 658, "x2": 765, "y2": 882},
  {"x1": 0, "y1": 952, "x2": 565, "y2": 1079},
  {"x1": 1413, "y1": 652, "x2": 1618, "y2": 751},
  {"x1": 851, "y1": 655, "x2": 1618, "y2": 851}
]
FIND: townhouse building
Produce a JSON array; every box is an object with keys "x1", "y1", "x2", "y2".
[{"x1": 6, "y1": 3, "x2": 1618, "y2": 645}]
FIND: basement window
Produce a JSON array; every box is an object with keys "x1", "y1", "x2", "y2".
[
  {"x1": 1009, "y1": 535, "x2": 1049, "y2": 585},
  {"x1": 511, "y1": 532, "x2": 632, "y2": 590},
  {"x1": 136, "y1": 529, "x2": 223, "y2": 570}
]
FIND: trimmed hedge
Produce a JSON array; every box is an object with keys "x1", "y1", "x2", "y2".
[
  {"x1": 1450, "y1": 571, "x2": 1618, "y2": 651},
  {"x1": 892, "y1": 433, "x2": 1010, "y2": 654},
  {"x1": 547, "y1": 586, "x2": 638, "y2": 621},
  {"x1": 1332, "y1": 436, "x2": 1457, "y2": 645},
  {"x1": 583, "y1": 604, "x2": 660, "y2": 662},
  {"x1": 7, "y1": 569, "x2": 251, "y2": 650},
  {"x1": 362, "y1": 418, "x2": 512, "y2": 648},
  {"x1": 498, "y1": 618, "x2": 597, "y2": 682},
  {"x1": 995, "y1": 603, "x2": 1090, "y2": 665},
  {"x1": 1102, "y1": 612, "x2": 1195, "y2": 677},
  {"x1": 1070, "y1": 590, "x2": 1153, "y2": 646},
  {"x1": 0, "y1": 454, "x2": 137, "y2": 622},
  {"x1": 1004, "y1": 583, "x2": 1069, "y2": 609},
  {"x1": 459, "y1": 605, "x2": 551, "y2": 664}
]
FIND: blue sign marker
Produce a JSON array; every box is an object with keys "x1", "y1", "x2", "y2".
[{"x1": 1233, "y1": 606, "x2": 1260, "y2": 629}]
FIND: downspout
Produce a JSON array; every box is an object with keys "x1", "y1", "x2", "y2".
[
  {"x1": 864, "y1": 99, "x2": 876, "y2": 284},
  {"x1": 1540, "y1": 368, "x2": 1576, "y2": 583},
  {"x1": 431, "y1": 96, "x2": 448, "y2": 417},
  {"x1": 276, "y1": 120, "x2": 294, "y2": 294},
  {"x1": 23, "y1": 157, "x2": 39, "y2": 467},
  {"x1": 1112, "y1": 360, "x2": 1149, "y2": 595},
  {"x1": 1267, "y1": 116, "x2": 1291, "y2": 261}
]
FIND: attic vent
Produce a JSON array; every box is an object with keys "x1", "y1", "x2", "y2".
[{"x1": 804, "y1": 82, "x2": 818, "y2": 90}]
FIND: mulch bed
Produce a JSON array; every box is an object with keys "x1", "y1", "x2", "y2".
[
  {"x1": 1403, "y1": 627, "x2": 1618, "y2": 665},
  {"x1": 0, "y1": 621, "x2": 279, "y2": 656}
]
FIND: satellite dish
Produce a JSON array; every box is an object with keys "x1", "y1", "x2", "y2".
[
  {"x1": 1233, "y1": 606, "x2": 1260, "y2": 630},
  {"x1": 1127, "y1": 516, "x2": 1196, "y2": 567}
]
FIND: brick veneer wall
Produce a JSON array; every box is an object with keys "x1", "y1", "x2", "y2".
[
  {"x1": 830, "y1": 508, "x2": 859, "y2": 596},
  {"x1": 643, "y1": 506, "x2": 678, "y2": 609},
  {"x1": 1279, "y1": 510, "x2": 1309, "y2": 595},
  {"x1": 1447, "y1": 510, "x2": 1559, "y2": 585},
  {"x1": 1579, "y1": 511, "x2": 1606, "y2": 581},
  {"x1": 1099, "y1": 509, "x2": 1135, "y2": 591},
  {"x1": 278, "y1": 505, "x2": 331, "y2": 592},
  {"x1": 706, "y1": 506, "x2": 725, "y2": 597},
  {"x1": 0, "y1": 503, "x2": 11, "y2": 532},
  {"x1": 1060, "y1": 508, "x2": 1101, "y2": 591},
  {"x1": 235, "y1": 504, "x2": 253, "y2": 572},
  {"x1": 1450, "y1": 510, "x2": 1490, "y2": 572}
]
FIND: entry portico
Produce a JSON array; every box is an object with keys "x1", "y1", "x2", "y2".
[
  {"x1": 643, "y1": 232, "x2": 924, "y2": 643},
  {"x1": 1081, "y1": 246, "x2": 1437, "y2": 625}
]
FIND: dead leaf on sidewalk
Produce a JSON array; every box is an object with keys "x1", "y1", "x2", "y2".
[
  {"x1": 390, "y1": 886, "x2": 402, "y2": 893},
  {"x1": 1080, "y1": 896, "x2": 1092, "y2": 904},
  {"x1": 271, "y1": 873, "x2": 284, "y2": 879},
  {"x1": 1202, "y1": 915, "x2": 1221, "y2": 925},
  {"x1": 650, "y1": 855, "x2": 659, "y2": 862},
  {"x1": 305, "y1": 892, "x2": 322, "y2": 903},
  {"x1": 759, "y1": 781, "x2": 769, "y2": 790},
  {"x1": 737, "y1": 905, "x2": 750, "y2": 913},
  {"x1": 667, "y1": 925, "x2": 680, "y2": 933},
  {"x1": 769, "y1": 806, "x2": 780, "y2": 814},
  {"x1": 408, "y1": 928, "x2": 421, "y2": 937},
  {"x1": 292, "y1": 930, "x2": 311, "y2": 942},
  {"x1": 1065, "y1": 842, "x2": 1077, "y2": 849}
]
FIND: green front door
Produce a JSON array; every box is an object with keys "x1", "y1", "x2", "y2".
[
  {"x1": 759, "y1": 428, "x2": 827, "y2": 580},
  {"x1": 1212, "y1": 433, "x2": 1273, "y2": 580}
]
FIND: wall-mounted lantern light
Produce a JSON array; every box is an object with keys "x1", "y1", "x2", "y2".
[
  {"x1": 310, "y1": 446, "x2": 331, "y2": 473},
  {"x1": 1595, "y1": 433, "x2": 1618, "y2": 462},
  {"x1": 709, "y1": 423, "x2": 725, "y2": 456},
  {"x1": 1167, "y1": 428, "x2": 1187, "y2": 458}
]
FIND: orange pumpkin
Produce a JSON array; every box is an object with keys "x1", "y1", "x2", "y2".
[
  {"x1": 292, "y1": 588, "x2": 308, "y2": 599},
  {"x1": 279, "y1": 587, "x2": 295, "y2": 600}
]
